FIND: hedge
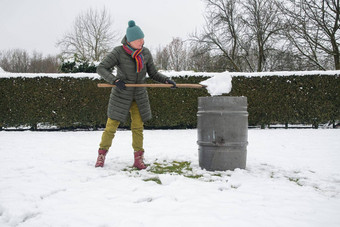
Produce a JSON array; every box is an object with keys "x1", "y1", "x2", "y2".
[
  {"x1": 230, "y1": 75, "x2": 339, "y2": 128},
  {"x1": 0, "y1": 74, "x2": 339, "y2": 130}
]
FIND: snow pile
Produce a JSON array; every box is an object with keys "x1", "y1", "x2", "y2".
[
  {"x1": 0, "y1": 66, "x2": 6, "y2": 73},
  {"x1": 200, "y1": 72, "x2": 232, "y2": 96},
  {"x1": 0, "y1": 129, "x2": 339, "y2": 226}
]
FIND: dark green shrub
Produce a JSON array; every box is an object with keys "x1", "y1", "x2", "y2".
[{"x1": 0, "y1": 73, "x2": 338, "y2": 130}]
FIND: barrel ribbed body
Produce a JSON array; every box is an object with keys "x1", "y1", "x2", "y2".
[{"x1": 197, "y1": 96, "x2": 248, "y2": 171}]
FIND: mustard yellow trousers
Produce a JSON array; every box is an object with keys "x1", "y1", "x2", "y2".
[{"x1": 99, "y1": 101, "x2": 144, "y2": 151}]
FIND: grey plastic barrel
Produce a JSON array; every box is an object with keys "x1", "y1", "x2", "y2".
[{"x1": 197, "y1": 96, "x2": 248, "y2": 171}]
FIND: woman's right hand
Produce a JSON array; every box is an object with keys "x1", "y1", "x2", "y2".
[{"x1": 114, "y1": 79, "x2": 126, "y2": 90}]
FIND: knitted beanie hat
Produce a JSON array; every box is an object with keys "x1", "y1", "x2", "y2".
[{"x1": 126, "y1": 20, "x2": 144, "y2": 42}]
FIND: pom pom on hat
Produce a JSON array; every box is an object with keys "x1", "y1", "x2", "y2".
[
  {"x1": 128, "y1": 20, "x2": 136, "y2": 27},
  {"x1": 126, "y1": 20, "x2": 144, "y2": 42}
]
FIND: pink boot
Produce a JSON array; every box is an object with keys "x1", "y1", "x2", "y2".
[
  {"x1": 95, "y1": 149, "x2": 108, "y2": 168},
  {"x1": 133, "y1": 150, "x2": 147, "y2": 170}
]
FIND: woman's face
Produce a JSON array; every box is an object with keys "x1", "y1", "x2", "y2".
[{"x1": 129, "y1": 38, "x2": 144, "y2": 50}]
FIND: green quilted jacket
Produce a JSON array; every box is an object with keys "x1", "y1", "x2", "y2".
[{"x1": 96, "y1": 36, "x2": 168, "y2": 122}]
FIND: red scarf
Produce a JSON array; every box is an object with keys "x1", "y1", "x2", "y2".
[{"x1": 123, "y1": 44, "x2": 144, "y2": 73}]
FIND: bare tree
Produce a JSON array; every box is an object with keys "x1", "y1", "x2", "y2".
[
  {"x1": 30, "y1": 51, "x2": 60, "y2": 73},
  {"x1": 188, "y1": 43, "x2": 212, "y2": 72},
  {"x1": 29, "y1": 51, "x2": 44, "y2": 73},
  {"x1": 0, "y1": 49, "x2": 30, "y2": 72},
  {"x1": 279, "y1": 0, "x2": 340, "y2": 70},
  {"x1": 192, "y1": 0, "x2": 243, "y2": 71},
  {"x1": 241, "y1": 0, "x2": 284, "y2": 71},
  {"x1": 191, "y1": 0, "x2": 287, "y2": 72},
  {"x1": 154, "y1": 38, "x2": 189, "y2": 71},
  {"x1": 154, "y1": 46, "x2": 170, "y2": 70},
  {"x1": 167, "y1": 38, "x2": 188, "y2": 71},
  {"x1": 0, "y1": 49, "x2": 60, "y2": 73},
  {"x1": 57, "y1": 7, "x2": 119, "y2": 62}
]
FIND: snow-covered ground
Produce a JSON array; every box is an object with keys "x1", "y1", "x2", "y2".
[{"x1": 0, "y1": 129, "x2": 339, "y2": 227}]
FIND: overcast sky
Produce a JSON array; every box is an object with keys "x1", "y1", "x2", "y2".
[{"x1": 0, "y1": 0, "x2": 206, "y2": 56}]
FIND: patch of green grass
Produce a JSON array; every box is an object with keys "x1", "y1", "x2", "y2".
[
  {"x1": 148, "y1": 160, "x2": 207, "y2": 179},
  {"x1": 149, "y1": 161, "x2": 192, "y2": 175},
  {"x1": 122, "y1": 160, "x2": 224, "y2": 181},
  {"x1": 185, "y1": 174, "x2": 204, "y2": 179},
  {"x1": 122, "y1": 167, "x2": 131, "y2": 172},
  {"x1": 288, "y1": 177, "x2": 303, "y2": 186},
  {"x1": 143, "y1": 177, "x2": 162, "y2": 185}
]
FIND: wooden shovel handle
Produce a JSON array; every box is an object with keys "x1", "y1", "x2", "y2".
[{"x1": 97, "y1": 83, "x2": 206, "y2": 88}]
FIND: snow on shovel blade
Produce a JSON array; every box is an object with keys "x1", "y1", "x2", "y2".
[{"x1": 200, "y1": 73, "x2": 232, "y2": 96}]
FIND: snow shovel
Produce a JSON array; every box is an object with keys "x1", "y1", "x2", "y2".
[{"x1": 97, "y1": 83, "x2": 206, "y2": 89}]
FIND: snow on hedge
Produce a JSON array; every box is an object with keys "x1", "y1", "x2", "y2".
[
  {"x1": 1, "y1": 70, "x2": 339, "y2": 96},
  {"x1": 0, "y1": 70, "x2": 339, "y2": 79}
]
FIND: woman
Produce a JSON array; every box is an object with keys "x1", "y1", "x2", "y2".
[{"x1": 95, "y1": 20, "x2": 176, "y2": 169}]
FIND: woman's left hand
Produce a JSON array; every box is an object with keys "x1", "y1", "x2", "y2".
[{"x1": 166, "y1": 79, "x2": 177, "y2": 88}]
